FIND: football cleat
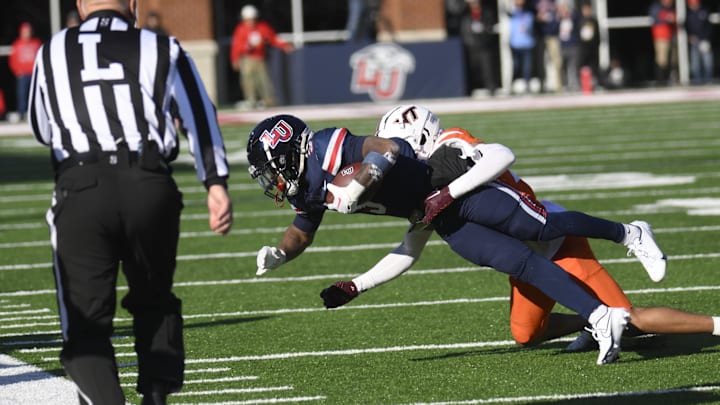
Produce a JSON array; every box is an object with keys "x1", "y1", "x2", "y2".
[
  {"x1": 564, "y1": 329, "x2": 598, "y2": 352},
  {"x1": 320, "y1": 281, "x2": 359, "y2": 309},
  {"x1": 590, "y1": 307, "x2": 630, "y2": 365},
  {"x1": 626, "y1": 220, "x2": 667, "y2": 282}
]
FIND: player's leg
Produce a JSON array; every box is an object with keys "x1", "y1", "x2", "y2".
[
  {"x1": 49, "y1": 168, "x2": 125, "y2": 404},
  {"x1": 630, "y1": 307, "x2": 719, "y2": 335},
  {"x1": 456, "y1": 188, "x2": 666, "y2": 281},
  {"x1": 434, "y1": 216, "x2": 629, "y2": 363},
  {"x1": 257, "y1": 61, "x2": 276, "y2": 107},
  {"x1": 547, "y1": 236, "x2": 632, "y2": 351},
  {"x1": 240, "y1": 57, "x2": 257, "y2": 108},
  {"x1": 553, "y1": 237, "x2": 632, "y2": 309},
  {"x1": 456, "y1": 185, "x2": 627, "y2": 242},
  {"x1": 435, "y1": 218, "x2": 622, "y2": 319},
  {"x1": 509, "y1": 236, "x2": 632, "y2": 347},
  {"x1": 508, "y1": 277, "x2": 557, "y2": 346},
  {"x1": 120, "y1": 169, "x2": 185, "y2": 402}
]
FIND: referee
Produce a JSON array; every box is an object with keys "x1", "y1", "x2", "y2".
[{"x1": 28, "y1": 1, "x2": 233, "y2": 404}]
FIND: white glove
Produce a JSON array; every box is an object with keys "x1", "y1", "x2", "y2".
[
  {"x1": 256, "y1": 246, "x2": 287, "y2": 276},
  {"x1": 325, "y1": 181, "x2": 364, "y2": 214}
]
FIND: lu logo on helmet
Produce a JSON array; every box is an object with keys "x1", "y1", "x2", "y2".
[{"x1": 259, "y1": 119, "x2": 294, "y2": 149}]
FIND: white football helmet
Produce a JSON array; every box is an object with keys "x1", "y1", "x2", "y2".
[{"x1": 376, "y1": 105, "x2": 442, "y2": 159}]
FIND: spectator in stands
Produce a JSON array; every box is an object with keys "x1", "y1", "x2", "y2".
[
  {"x1": 144, "y1": 11, "x2": 168, "y2": 36},
  {"x1": 230, "y1": 4, "x2": 293, "y2": 109},
  {"x1": 346, "y1": 0, "x2": 383, "y2": 42},
  {"x1": 558, "y1": 1, "x2": 580, "y2": 92},
  {"x1": 460, "y1": 0, "x2": 498, "y2": 96},
  {"x1": 686, "y1": 0, "x2": 714, "y2": 84},
  {"x1": 578, "y1": 2, "x2": 600, "y2": 87},
  {"x1": 509, "y1": 0, "x2": 536, "y2": 94},
  {"x1": 8, "y1": 22, "x2": 42, "y2": 121},
  {"x1": 649, "y1": 0, "x2": 677, "y2": 85},
  {"x1": 535, "y1": 0, "x2": 561, "y2": 93}
]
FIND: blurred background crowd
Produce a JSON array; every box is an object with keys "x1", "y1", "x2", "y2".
[{"x1": 0, "y1": 0, "x2": 717, "y2": 120}]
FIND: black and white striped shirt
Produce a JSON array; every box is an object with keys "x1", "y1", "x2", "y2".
[{"x1": 28, "y1": 10, "x2": 229, "y2": 187}]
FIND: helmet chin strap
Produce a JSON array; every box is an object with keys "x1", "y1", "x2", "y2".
[{"x1": 296, "y1": 128, "x2": 312, "y2": 181}]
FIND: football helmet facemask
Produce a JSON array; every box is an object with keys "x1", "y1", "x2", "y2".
[
  {"x1": 376, "y1": 105, "x2": 442, "y2": 159},
  {"x1": 247, "y1": 115, "x2": 312, "y2": 203}
]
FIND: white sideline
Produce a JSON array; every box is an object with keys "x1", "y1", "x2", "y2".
[{"x1": 0, "y1": 354, "x2": 78, "y2": 404}]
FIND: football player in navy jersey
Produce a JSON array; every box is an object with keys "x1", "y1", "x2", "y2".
[
  {"x1": 247, "y1": 114, "x2": 433, "y2": 272},
  {"x1": 247, "y1": 114, "x2": 633, "y2": 365}
]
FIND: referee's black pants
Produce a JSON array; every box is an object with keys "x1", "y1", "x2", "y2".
[{"x1": 47, "y1": 156, "x2": 184, "y2": 404}]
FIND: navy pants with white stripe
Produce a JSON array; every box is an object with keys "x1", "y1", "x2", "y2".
[
  {"x1": 48, "y1": 160, "x2": 184, "y2": 404},
  {"x1": 433, "y1": 185, "x2": 626, "y2": 320},
  {"x1": 452, "y1": 183, "x2": 626, "y2": 244}
]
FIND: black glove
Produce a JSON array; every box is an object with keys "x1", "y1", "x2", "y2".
[{"x1": 320, "y1": 281, "x2": 359, "y2": 308}]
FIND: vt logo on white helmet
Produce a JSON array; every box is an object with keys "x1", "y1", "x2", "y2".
[
  {"x1": 376, "y1": 105, "x2": 442, "y2": 159},
  {"x1": 349, "y1": 43, "x2": 415, "y2": 101}
]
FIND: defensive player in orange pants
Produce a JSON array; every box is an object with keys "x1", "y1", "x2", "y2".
[{"x1": 511, "y1": 232, "x2": 720, "y2": 348}]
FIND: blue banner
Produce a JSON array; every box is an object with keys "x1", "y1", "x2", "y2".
[{"x1": 269, "y1": 38, "x2": 466, "y2": 105}]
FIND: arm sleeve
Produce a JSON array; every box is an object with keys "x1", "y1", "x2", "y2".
[
  {"x1": 170, "y1": 40, "x2": 229, "y2": 188},
  {"x1": 263, "y1": 23, "x2": 291, "y2": 50},
  {"x1": 447, "y1": 143, "x2": 515, "y2": 198},
  {"x1": 28, "y1": 47, "x2": 51, "y2": 146},
  {"x1": 229, "y1": 26, "x2": 245, "y2": 62},
  {"x1": 352, "y1": 224, "x2": 433, "y2": 292}
]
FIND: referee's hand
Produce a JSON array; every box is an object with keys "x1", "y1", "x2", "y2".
[{"x1": 208, "y1": 184, "x2": 233, "y2": 235}]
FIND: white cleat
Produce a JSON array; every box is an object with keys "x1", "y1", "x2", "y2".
[
  {"x1": 626, "y1": 220, "x2": 667, "y2": 282},
  {"x1": 591, "y1": 307, "x2": 630, "y2": 365}
]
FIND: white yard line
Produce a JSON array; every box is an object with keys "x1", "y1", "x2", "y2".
[
  {"x1": 399, "y1": 385, "x2": 720, "y2": 405},
  {"x1": 9, "y1": 285, "x2": 720, "y2": 347},
  {"x1": 2, "y1": 243, "x2": 720, "y2": 272},
  {"x1": 189, "y1": 397, "x2": 327, "y2": 404}
]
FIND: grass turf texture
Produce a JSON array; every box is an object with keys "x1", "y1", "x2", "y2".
[{"x1": 1, "y1": 100, "x2": 719, "y2": 404}]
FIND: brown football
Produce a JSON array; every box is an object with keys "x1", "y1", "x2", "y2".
[{"x1": 326, "y1": 162, "x2": 363, "y2": 204}]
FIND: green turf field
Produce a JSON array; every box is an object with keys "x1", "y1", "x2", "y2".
[{"x1": 1, "y1": 100, "x2": 719, "y2": 404}]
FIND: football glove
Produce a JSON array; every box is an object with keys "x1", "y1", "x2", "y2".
[
  {"x1": 320, "y1": 281, "x2": 359, "y2": 308},
  {"x1": 325, "y1": 182, "x2": 363, "y2": 214},
  {"x1": 256, "y1": 246, "x2": 286, "y2": 276},
  {"x1": 422, "y1": 186, "x2": 454, "y2": 224}
]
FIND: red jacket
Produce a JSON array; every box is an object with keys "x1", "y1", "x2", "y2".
[
  {"x1": 230, "y1": 21, "x2": 290, "y2": 63},
  {"x1": 650, "y1": 4, "x2": 677, "y2": 41},
  {"x1": 9, "y1": 37, "x2": 42, "y2": 77}
]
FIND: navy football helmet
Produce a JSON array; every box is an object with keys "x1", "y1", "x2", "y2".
[{"x1": 247, "y1": 115, "x2": 312, "y2": 202}]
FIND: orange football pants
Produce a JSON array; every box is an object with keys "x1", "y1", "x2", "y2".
[{"x1": 509, "y1": 236, "x2": 632, "y2": 345}]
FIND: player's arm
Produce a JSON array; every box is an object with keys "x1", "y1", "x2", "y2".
[
  {"x1": 423, "y1": 142, "x2": 515, "y2": 223},
  {"x1": 320, "y1": 223, "x2": 432, "y2": 308},
  {"x1": 170, "y1": 39, "x2": 230, "y2": 190},
  {"x1": 326, "y1": 136, "x2": 400, "y2": 214},
  {"x1": 353, "y1": 223, "x2": 432, "y2": 291},
  {"x1": 256, "y1": 223, "x2": 316, "y2": 276},
  {"x1": 28, "y1": 47, "x2": 51, "y2": 145},
  {"x1": 448, "y1": 143, "x2": 516, "y2": 198}
]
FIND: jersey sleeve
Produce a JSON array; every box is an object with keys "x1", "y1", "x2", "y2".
[
  {"x1": 169, "y1": 39, "x2": 229, "y2": 189},
  {"x1": 292, "y1": 210, "x2": 325, "y2": 233},
  {"x1": 427, "y1": 145, "x2": 472, "y2": 189}
]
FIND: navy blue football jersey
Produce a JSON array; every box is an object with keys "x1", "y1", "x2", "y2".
[{"x1": 288, "y1": 128, "x2": 433, "y2": 232}]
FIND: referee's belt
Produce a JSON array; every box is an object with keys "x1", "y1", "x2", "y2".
[{"x1": 55, "y1": 148, "x2": 141, "y2": 175}]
